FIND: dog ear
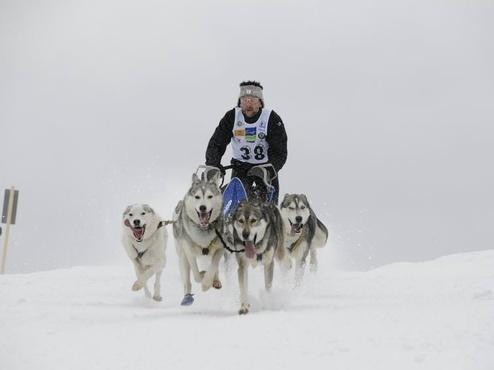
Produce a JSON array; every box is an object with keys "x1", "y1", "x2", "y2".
[
  {"x1": 260, "y1": 201, "x2": 274, "y2": 217},
  {"x1": 235, "y1": 200, "x2": 247, "y2": 214},
  {"x1": 299, "y1": 194, "x2": 311, "y2": 209},
  {"x1": 208, "y1": 171, "x2": 221, "y2": 185},
  {"x1": 143, "y1": 204, "x2": 154, "y2": 214},
  {"x1": 192, "y1": 173, "x2": 200, "y2": 184},
  {"x1": 281, "y1": 193, "x2": 290, "y2": 207},
  {"x1": 122, "y1": 205, "x2": 132, "y2": 218}
]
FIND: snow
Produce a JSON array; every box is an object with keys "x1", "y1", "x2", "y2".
[{"x1": 1, "y1": 249, "x2": 493, "y2": 370}]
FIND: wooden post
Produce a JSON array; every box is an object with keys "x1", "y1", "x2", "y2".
[{"x1": 1, "y1": 186, "x2": 16, "y2": 274}]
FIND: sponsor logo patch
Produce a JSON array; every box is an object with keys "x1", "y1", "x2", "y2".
[
  {"x1": 245, "y1": 127, "x2": 257, "y2": 143},
  {"x1": 258, "y1": 132, "x2": 266, "y2": 139},
  {"x1": 234, "y1": 129, "x2": 245, "y2": 137}
]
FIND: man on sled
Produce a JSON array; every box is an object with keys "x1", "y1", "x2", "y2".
[{"x1": 205, "y1": 80, "x2": 288, "y2": 204}]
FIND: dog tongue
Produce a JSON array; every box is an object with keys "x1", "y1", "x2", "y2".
[
  {"x1": 291, "y1": 224, "x2": 302, "y2": 234},
  {"x1": 199, "y1": 212, "x2": 210, "y2": 227},
  {"x1": 133, "y1": 227, "x2": 145, "y2": 240},
  {"x1": 244, "y1": 241, "x2": 256, "y2": 259}
]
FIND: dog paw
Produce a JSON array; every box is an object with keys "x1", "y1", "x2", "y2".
[
  {"x1": 180, "y1": 293, "x2": 194, "y2": 306},
  {"x1": 153, "y1": 295, "x2": 162, "y2": 302},
  {"x1": 282, "y1": 258, "x2": 293, "y2": 270},
  {"x1": 238, "y1": 303, "x2": 250, "y2": 315},
  {"x1": 309, "y1": 263, "x2": 318, "y2": 273},
  {"x1": 132, "y1": 281, "x2": 144, "y2": 291},
  {"x1": 213, "y1": 279, "x2": 222, "y2": 289},
  {"x1": 194, "y1": 271, "x2": 206, "y2": 283},
  {"x1": 201, "y1": 278, "x2": 213, "y2": 292}
]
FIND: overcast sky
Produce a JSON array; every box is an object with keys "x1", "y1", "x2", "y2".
[{"x1": 1, "y1": 0, "x2": 493, "y2": 273}]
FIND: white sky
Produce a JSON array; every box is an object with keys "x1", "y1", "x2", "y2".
[{"x1": 1, "y1": 0, "x2": 493, "y2": 272}]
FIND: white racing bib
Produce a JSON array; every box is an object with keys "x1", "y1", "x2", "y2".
[{"x1": 231, "y1": 107, "x2": 271, "y2": 164}]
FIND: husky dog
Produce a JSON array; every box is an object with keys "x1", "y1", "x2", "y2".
[
  {"x1": 279, "y1": 194, "x2": 328, "y2": 283},
  {"x1": 227, "y1": 200, "x2": 286, "y2": 315},
  {"x1": 121, "y1": 204, "x2": 167, "y2": 301},
  {"x1": 173, "y1": 171, "x2": 224, "y2": 306}
]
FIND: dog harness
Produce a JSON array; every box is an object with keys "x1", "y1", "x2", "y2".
[
  {"x1": 201, "y1": 235, "x2": 219, "y2": 256},
  {"x1": 215, "y1": 228, "x2": 244, "y2": 253},
  {"x1": 215, "y1": 228, "x2": 273, "y2": 259},
  {"x1": 133, "y1": 247, "x2": 146, "y2": 260},
  {"x1": 132, "y1": 221, "x2": 172, "y2": 260},
  {"x1": 231, "y1": 107, "x2": 272, "y2": 165},
  {"x1": 288, "y1": 227, "x2": 307, "y2": 253}
]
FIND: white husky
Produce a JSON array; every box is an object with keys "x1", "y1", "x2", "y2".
[
  {"x1": 121, "y1": 204, "x2": 167, "y2": 301},
  {"x1": 279, "y1": 194, "x2": 328, "y2": 284},
  {"x1": 173, "y1": 170, "x2": 224, "y2": 306}
]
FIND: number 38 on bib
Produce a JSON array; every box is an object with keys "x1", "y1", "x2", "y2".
[{"x1": 231, "y1": 107, "x2": 271, "y2": 164}]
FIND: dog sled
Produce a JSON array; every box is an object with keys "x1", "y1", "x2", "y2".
[
  {"x1": 197, "y1": 163, "x2": 278, "y2": 216},
  {"x1": 196, "y1": 163, "x2": 278, "y2": 256}
]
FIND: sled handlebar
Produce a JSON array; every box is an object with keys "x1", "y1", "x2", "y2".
[{"x1": 197, "y1": 164, "x2": 277, "y2": 188}]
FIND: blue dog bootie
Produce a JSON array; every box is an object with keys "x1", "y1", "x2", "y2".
[{"x1": 180, "y1": 293, "x2": 194, "y2": 306}]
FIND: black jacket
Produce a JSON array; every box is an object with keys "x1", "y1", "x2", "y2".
[{"x1": 205, "y1": 108, "x2": 288, "y2": 172}]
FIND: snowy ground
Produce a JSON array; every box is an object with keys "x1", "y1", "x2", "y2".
[{"x1": 1, "y1": 249, "x2": 493, "y2": 370}]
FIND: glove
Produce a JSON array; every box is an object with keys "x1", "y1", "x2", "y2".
[{"x1": 230, "y1": 159, "x2": 251, "y2": 174}]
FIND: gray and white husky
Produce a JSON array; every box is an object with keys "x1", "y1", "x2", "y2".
[
  {"x1": 226, "y1": 200, "x2": 287, "y2": 315},
  {"x1": 279, "y1": 194, "x2": 328, "y2": 283},
  {"x1": 121, "y1": 204, "x2": 167, "y2": 301},
  {"x1": 173, "y1": 171, "x2": 224, "y2": 306}
]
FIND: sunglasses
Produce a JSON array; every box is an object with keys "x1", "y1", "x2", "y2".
[{"x1": 240, "y1": 96, "x2": 260, "y2": 103}]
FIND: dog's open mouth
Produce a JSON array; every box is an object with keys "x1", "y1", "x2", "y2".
[
  {"x1": 132, "y1": 226, "x2": 145, "y2": 241},
  {"x1": 289, "y1": 220, "x2": 303, "y2": 234},
  {"x1": 197, "y1": 210, "x2": 212, "y2": 229},
  {"x1": 124, "y1": 219, "x2": 146, "y2": 241},
  {"x1": 243, "y1": 240, "x2": 256, "y2": 259}
]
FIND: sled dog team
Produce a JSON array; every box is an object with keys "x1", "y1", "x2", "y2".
[{"x1": 121, "y1": 170, "x2": 328, "y2": 315}]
